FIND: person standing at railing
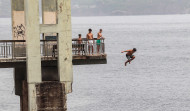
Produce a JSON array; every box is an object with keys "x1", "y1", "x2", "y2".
[
  {"x1": 86, "y1": 29, "x2": 94, "y2": 55},
  {"x1": 97, "y1": 29, "x2": 104, "y2": 54},
  {"x1": 77, "y1": 34, "x2": 82, "y2": 55}
]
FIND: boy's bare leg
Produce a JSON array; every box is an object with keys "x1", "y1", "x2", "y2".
[
  {"x1": 78, "y1": 49, "x2": 80, "y2": 55},
  {"x1": 92, "y1": 46, "x2": 93, "y2": 55},
  {"x1": 125, "y1": 62, "x2": 127, "y2": 66},
  {"x1": 125, "y1": 60, "x2": 130, "y2": 66},
  {"x1": 97, "y1": 45, "x2": 100, "y2": 54},
  {"x1": 88, "y1": 46, "x2": 91, "y2": 55},
  {"x1": 129, "y1": 56, "x2": 135, "y2": 64}
]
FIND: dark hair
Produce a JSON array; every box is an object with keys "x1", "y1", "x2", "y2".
[
  {"x1": 100, "y1": 29, "x2": 102, "y2": 31},
  {"x1": 88, "y1": 28, "x2": 92, "y2": 32},
  {"x1": 78, "y1": 34, "x2": 81, "y2": 36},
  {"x1": 133, "y1": 48, "x2": 137, "y2": 52}
]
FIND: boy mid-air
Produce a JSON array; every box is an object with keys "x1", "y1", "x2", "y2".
[{"x1": 121, "y1": 48, "x2": 137, "y2": 66}]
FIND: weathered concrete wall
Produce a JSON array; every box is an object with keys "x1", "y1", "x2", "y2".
[
  {"x1": 11, "y1": 0, "x2": 25, "y2": 40},
  {"x1": 36, "y1": 82, "x2": 67, "y2": 111},
  {"x1": 42, "y1": 0, "x2": 57, "y2": 24},
  {"x1": 12, "y1": 0, "x2": 24, "y2": 11},
  {"x1": 21, "y1": 81, "x2": 67, "y2": 111},
  {"x1": 42, "y1": 0, "x2": 57, "y2": 12}
]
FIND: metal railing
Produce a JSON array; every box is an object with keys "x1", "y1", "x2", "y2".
[
  {"x1": 72, "y1": 38, "x2": 105, "y2": 55},
  {"x1": 0, "y1": 40, "x2": 26, "y2": 59},
  {"x1": 0, "y1": 38, "x2": 105, "y2": 60}
]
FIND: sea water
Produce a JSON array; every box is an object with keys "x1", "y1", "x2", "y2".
[{"x1": 0, "y1": 14, "x2": 190, "y2": 111}]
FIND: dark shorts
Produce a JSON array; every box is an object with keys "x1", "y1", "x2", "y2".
[{"x1": 126, "y1": 54, "x2": 134, "y2": 60}]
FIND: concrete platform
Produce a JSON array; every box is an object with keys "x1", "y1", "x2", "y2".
[{"x1": 0, "y1": 54, "x2": 107, "y2": 68}]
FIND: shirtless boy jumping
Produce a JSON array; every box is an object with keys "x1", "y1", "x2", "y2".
[{"x1": 121, "y1": 48, "x2": 137, "y2": 66}]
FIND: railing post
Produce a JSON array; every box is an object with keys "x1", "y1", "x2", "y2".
[
  {"x1": 93, "y1": 39, "x2": 94, "y2": 55},
  {"x1": 8, "y1": 42, "x2": 10, "y2": 56},
  {"x1": 85, "y1": 40, "x2": 87, "y2": 55},
  {"x1": 6, "y1": 42, "x2": 8, "y2": 58},
  {"x1": 44, "y1": 41, "x2": 46, "y2": 58},
  {"x1": 103, "y1": 39, "x2": 105, "y2": 54},
  {"x1": 74, "y1": 41, "x2": 76, "y2": 55},
  {"x1": 46, "y1": 41, "x2": 49, "y2": 59},
  {"x1": 13, "y1": 42, "x2": 15, "y2": 59},
  {"x1": 0, "y1": 45, "x2": 2, "y2": 57},
  {"x1": 11, "y1": 42, "x2": 13, "y2": 59},
  {"x1": 3, "y1": 43, "x2": 5, "y2": 58}
]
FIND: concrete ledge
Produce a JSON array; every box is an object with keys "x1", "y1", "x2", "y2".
[
  {"x1": 0, "y1": 55, "x2": 107, "y2": 68},
  {"x1": 73, "y1": 59, "x2": 107, "y2": 65}
]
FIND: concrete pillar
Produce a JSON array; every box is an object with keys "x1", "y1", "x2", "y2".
[
  {"x1": 28, "y1": 84, "x2": 37, "y2": 111},
  {"x1": 24, "y1": 0, "x2": 41, "y2": 111},
  {"x1": 24, "y1": 0, "x2": 41, "y2": 83},
  {"x1": 57, "y1": 0, "x2": 73, "y2": 94}
]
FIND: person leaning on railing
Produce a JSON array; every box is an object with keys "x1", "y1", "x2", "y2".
[
  {"x1": 97, "y1": 29, "x2": 105, "y2": 54},
  {"x1": 86, "y1": 28, "x2": 94, "y2": 55},
  {"x1": 77, "y1": 34, "x2": 82, "y2": 55},
  {"x1": 78, "y1": 34, "x2": 82, "y2": 44}
]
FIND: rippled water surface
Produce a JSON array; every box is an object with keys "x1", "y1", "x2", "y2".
[{"x1": 0, "y1": 15, "x2": 190, "y2": 111}]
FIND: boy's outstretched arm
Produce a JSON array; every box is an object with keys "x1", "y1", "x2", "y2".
[{"x1": 121, "y1": 50, "x2": 130, "y2": 53}]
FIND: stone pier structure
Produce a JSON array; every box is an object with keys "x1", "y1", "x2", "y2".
[
  {"x1": 11, "y1": 0, "x2": 73, "y2": 111},
  {"x1": 0, "y1": 0, "x2": 106, "y2": 111}
]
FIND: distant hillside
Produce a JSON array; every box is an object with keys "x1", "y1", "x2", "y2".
[
  {"x1": 1, "y1": 0, "x2": 190, "y2": 17},
  {"x1": 71, "y1": 0, "x2": 190, "y2": 16}
]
